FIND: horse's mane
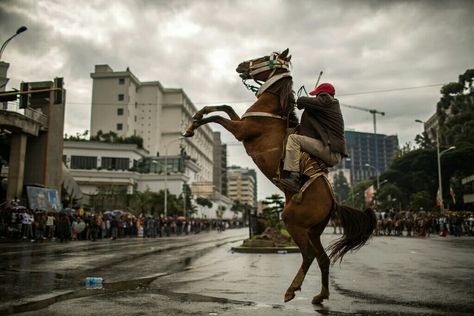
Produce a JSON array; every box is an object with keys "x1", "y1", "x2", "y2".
[{"x1": 268, "y1": 76, "x2": 298, "y2": 128}]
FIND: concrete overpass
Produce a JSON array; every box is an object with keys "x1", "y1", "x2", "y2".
[{"x1": 0, "y1": 79, "x2": 64, "y2": 206}]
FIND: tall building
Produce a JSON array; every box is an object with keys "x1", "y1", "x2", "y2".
[
  {"x1": 333, "y1": 130, "x2": 399, "y2": 184},
  {"x1": 423, "y1": 112, "x2": 438, "y2": 144},
  {"x1": 90, "y1": 65, "x2": 214, "y2": 182},
  {"x1": 227, "y1": 166, "x2": 257, "y2": 207},
  {"x1": 213, "y1": 132, "x2": 227, "y2": 196}
]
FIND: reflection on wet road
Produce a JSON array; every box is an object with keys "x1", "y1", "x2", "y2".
[{"x1": 1, "y1": 229, "x2": 473, "y2": 315}]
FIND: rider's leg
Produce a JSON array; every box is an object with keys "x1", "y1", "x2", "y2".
[
  {"x1": 277, "y1": 134, "x2": 303, "y2": 191},
  {"x1": 298, "y1": 136, "x2": 342, "y2": 167}
]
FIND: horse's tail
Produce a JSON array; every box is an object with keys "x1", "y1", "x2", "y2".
[{"x1": 326, "y1": 204, "x2": 376, "y2": 264}]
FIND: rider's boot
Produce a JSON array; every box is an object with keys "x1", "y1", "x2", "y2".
[{"x1": 274, "y1": 171, "x2": 301, "y2": 192}]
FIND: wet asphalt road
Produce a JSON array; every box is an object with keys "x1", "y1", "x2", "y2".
[{"x1": 0, "y1": 228, "x2": 473, "y2": 315}]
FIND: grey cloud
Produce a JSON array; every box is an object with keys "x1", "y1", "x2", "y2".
[{"x1": 1, "y1": 0, "x2": 473, "y2": 199}]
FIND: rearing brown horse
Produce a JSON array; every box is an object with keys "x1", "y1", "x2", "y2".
[{"x1": 184, "y1": 48, "x2": 375, "y2": 305}]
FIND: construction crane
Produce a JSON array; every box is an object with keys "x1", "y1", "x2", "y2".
[
  {"x1": 340, "y1": 103, "x2": 385, "y2": 136},
  {"x1": 340, "y1": 102, "x2": 385, "y2": 190}
]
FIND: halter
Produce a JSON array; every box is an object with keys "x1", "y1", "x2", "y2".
[{"x1": 242, "y1": 51, "x2": 292, "y2": 96}]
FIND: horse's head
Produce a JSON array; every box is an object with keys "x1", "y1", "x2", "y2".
[{"x1": 236, "y1": 48, "x2": 291, "y2": 82}]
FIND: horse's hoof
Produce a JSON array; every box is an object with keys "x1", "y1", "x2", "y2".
[
  {"x1": 284, "y1": 291, "x2": 295, "y2": 303},
  {"x1": 183, "y1": 130, "x2": 194, "y2": 137},
  {"x1": 192, "y1": 113, "x2": 203, "y2": 120},
  {"x1": 311, "y1": 293, "x2": 329, "y2": 305}
]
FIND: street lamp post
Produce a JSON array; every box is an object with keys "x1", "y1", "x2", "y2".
[
  {"x1": 365, "y1": 163, "x2": 379, "y2": 190},
  {"x1": 0, "y1": 26, "x2": 28, "y2": 61},
  {"x1": 415, "y1": 119, "x2": 455, "y2": 211},
  {"x1": 163, "y1": 137, "x2": 184, "y2": 217},
  {"x1": 1, "y1": 26, "x2": 27, "y2": 109},
  {"x1": 438, "y1": 143, "x2": 456, "y2": 211}
]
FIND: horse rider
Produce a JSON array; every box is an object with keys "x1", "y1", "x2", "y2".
[{"x1": 276, "y1": 82, "x2": 348, "y2": 191}]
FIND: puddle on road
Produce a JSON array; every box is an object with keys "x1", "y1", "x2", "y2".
[{"x1": 0, "y1": 238, "x2": 246, "y2": 315}]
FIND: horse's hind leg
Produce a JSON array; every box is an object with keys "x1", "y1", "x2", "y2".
[
  {"x1": 283, "y1": 223, "x2": 315, "y2": 303},
  {"x1": 308, "y1": 220, "x2": 331, "y2": 304}
]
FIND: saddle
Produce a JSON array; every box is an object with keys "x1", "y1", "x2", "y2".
[{"x1": 276, "y1": 129, "x2": 334, "y2": 203}]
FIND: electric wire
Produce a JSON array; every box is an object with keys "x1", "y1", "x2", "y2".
[{"x1": 13, "y1": 82, "x2": 441, "y2": 107}]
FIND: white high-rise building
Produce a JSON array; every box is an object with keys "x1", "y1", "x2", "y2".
[
  {"x1": 227, "y1": 166, "x2": 257, "y2": 207},
  {"x1": 90, "y1": 65, "x2": 213, "y2": 182}
]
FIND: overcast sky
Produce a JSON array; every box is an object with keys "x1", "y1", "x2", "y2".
[{"x1": 1, "y1": 0, "x2": 473, "y2": 200}]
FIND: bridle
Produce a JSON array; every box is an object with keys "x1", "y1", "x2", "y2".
[
  {"x1": 240, "y1": 51, "x2": 293, "y2": 121},
  {"x1": 241, "y1": 51, "x2": 292, "y2": 97}
]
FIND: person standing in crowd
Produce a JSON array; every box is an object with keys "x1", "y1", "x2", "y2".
[
  {"x1": 35, "y1": 211, "x2": 46, "y2": 241},
  {"x1": 57, "y1": 213, "x2": 70, "y2": 242},
  {"x1": 46, "y1": 212, "x2": 55, "y2": 240},
  {"x1": 110, "y1": 216, "x2": 118, "y2": 240},
  {"x1": 22, "y1": 210, "x2": 34, "y2": 240},
  {"x1": 71, "y1": 217, "x2": 79, "y2": 240},
  {"x1": 89, "y1": 215, "x2": 98, "y2": 241}
]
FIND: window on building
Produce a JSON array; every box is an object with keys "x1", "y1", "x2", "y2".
[
  {"x1": 134, "y1": 115, "x2": 137, "y2": 122},
  {"x1": 135, "y1": 102, "x2": 138, "y2": 108},
  {"x1": 118, "y1": 78, "x2": 125, "y2": 85},
  {"x1": 118, "y1": 94, "x2": 124, "y2": 101},
  {"x1": 101, "y1": 157, "x2": 130, "y2": 170},
  {"x1": 117, "y1": 123, "x2": 123, "y2": 130},
  {"x1": 117, "y1": 108, "x2": 124, "y2": 116},
  {"x1": 70, "y1": 156, "x2": 97, "y2": 169}
]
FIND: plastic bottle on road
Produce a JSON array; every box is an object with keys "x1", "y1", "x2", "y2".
[{"x1": 85, "y1": 277, "x2": 104, "y2": 289}]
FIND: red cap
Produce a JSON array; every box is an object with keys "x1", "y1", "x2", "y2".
[{"x1": 309, "y1": 83, "x2": 335, "y2": 96}]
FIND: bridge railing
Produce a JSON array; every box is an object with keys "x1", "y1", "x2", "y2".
[{"x1": 24, "y1": 107, "x2": 48, "y2": 127}]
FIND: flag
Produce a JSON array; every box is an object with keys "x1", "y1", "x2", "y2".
[
  {"x1": 449, "y1": 187, "x2": 456, "y2": 205},
  {"x1": 436, "y1": 189, "x2": 442, "y2": 206},
  {"x1": 364, "y1": 185, "x2": 375, "y2": 206}
]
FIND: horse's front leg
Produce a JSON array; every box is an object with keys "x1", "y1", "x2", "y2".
[
  {"x1": 184, "y1": 106, "x2": 241, "y2": 137},
  {"x1": 192, "y1": 105, "x2": 241, "y2": 121},
  {"x1": 183, "y1": 115, "x2": 247, "y2": 140}
]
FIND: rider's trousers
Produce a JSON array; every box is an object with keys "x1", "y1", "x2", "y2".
[{"x1": 283, "y1": 134, "x2": 342, "y2": 172}]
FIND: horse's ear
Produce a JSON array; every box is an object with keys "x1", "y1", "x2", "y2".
[{"x1": 280, "y1": 48, "x2": 289, "y2": 58}]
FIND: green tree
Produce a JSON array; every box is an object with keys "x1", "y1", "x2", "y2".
[
  {"x1": 410, "y1": 191, "x2": 434, "y2": 211},
  {"x1": 231, "y1": 200, "x2": 252, "y2": 222},
  {"x1": 332, "y1": 171, "x2": 350, "y2": 202},
  {"x1": 178, "y1": 183, "x2": 194, "y2": 217},
  {"x1": 437, "y1": 69, "x2": 474, "y2": 147},
  {"x1": 134, "y1": 189, "x2": 154, "y2": 214},
  {"x1": 262, "y1": 194, "x2": 285, "y2": 228},
  {"x1": 64, "y1": 129, "x2": 89, "y2": 141},
  {"x1": 89, "y1": 130, "x2": 144, "y2": 148},
  {"x1": 196, "y1": 196, "x2": 213, "y2": 218},
  {"x1": 348, "y1": 179, "x2": 372, "y2": 209},
  {"x1": 376, "y1": 183, "x2": 404, "y2": 211},
  {"x1": 215, "y1": 205, "x2": 226, "y2": 219},
  {"x1": 414, "y1": 131, "x2": 434, "y2": 149}
]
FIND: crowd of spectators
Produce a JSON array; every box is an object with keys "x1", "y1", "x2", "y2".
[
  {"x1": 0, "y1": 206, "x2": 241, "y2": 242},
  {"x1": 373, "y1": 210, "x2": 474, "y2": 237},
  {"x1": 330, "y1": 210, "x2": 474, "y2": 238}
]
